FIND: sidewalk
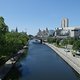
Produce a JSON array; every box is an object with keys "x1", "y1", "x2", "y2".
[{"x1": 45, "y1": 43, "x2": 80, "y2": 74}]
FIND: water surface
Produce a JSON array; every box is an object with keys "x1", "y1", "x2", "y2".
[{"x1": 19, "y1": 40, "x2": 80, "y2": 80}]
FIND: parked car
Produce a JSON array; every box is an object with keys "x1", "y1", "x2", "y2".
[
  {"x1": 72, "y1": 50, "x2": 80, "y2": 56},
  {"x1": 76, "y1": 50, "x2": 80, "y2": 55},
  {"x1": 64, "y1": 48, "x2": 70, "y2": 52}
]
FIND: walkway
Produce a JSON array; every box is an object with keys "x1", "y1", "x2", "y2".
[
  {"x1": 19, "y1": 40, "x2": 80, "y2": 80},
  {"x1": 45, "y1": 43, "x2": 80, "y2": 74}
]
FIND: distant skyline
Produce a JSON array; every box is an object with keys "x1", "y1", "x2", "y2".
[{"x1": 0, "y1": 0, "x2": 80, "y2": 35}]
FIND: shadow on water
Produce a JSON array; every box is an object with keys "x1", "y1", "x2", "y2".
[
  {"x1": 3, "y1": 62, "x2": 30, "y2": 80},
  {"x1": 3, "y1": 48, "x2": 28, "y2": 80},
  {"x1": 3, "y1": 40, "x2": 80, "y2": 80},
  {"x1": 73, "y1": 70, "x2": 80, "y2": 80},
  {"x1": 18, "y1": 63, "x2": 30, "y2": 77},
  {"x1": 19, "y1": 40, "x2": 80, "y2": 80},
  {"x1": 3, "y1": 65, "x2": 21, "y2": 80}
]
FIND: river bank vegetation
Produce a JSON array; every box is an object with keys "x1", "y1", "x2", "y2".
[
  {"x1": 47, "y1": 37, "x2": 80, "y2": 56},
  {"x1": 0, "y1": 16, "x2": 29, "y2": 65}
]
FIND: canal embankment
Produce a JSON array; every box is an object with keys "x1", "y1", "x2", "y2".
[
  {"x1": 0, "y1": 45, "x2": 28, "y2": 80},
  {"x1": 45, "y1": 43, "x2": 80, "y2": 74}
]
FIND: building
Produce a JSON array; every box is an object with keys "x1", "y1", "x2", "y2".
[
  {"x1": 61, "y1": 18, "x2": 69, "y2": 28},
  {"x1": 55, "y1": 18, "x2": 80, "y2": 38},
  {"x1": 48, "y1": 30, "x2": 55, "y2": 36},
  {"x1": 36, "y1": 28, "x2": 55, "y2": 40},
  {"x1": 37, "y1": 28, "x2": 49, "y2": 39}
]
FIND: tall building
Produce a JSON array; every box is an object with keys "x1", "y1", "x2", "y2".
[
  {"x1": 55, "y1": 18, "x2": 80, "y2": 38},
  {"x1": 37, "y1": 28, "x2": 48, "y2": 38},
  {"x1": 61, "y1": 18, "x2": 69, "y2": 28}
]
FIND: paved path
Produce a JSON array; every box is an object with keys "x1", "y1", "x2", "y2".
[
  {"x1": 19, "y1": 40, "x2": 80, "y2": 80},
  {"x1": 45, "y1": 43, "x2": 80, "y2": 74}
]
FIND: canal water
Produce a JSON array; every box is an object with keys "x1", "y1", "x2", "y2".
[{"x1": 18, "y1": 40, "x2": 80, "y2": 80}]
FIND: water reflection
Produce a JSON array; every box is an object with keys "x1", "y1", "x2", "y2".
[
  {"x1": 18, "y1": 63, "x2": 30, "y2": 76},
  {"x1": 5, "y1": 40, "x2": 80, "y2": 80},
  {"x1": 3, "y1": 65, "x2": 21, "y2": 80},
  {"x1": 18, "y1": 40, "x2": 80, "y2": 80},
  {"x1": 72, "y1": 70, "x2": 80, "y2": 80}
]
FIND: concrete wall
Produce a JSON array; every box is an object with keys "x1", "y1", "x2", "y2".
[{"x1": 46, "y1": 43, "x2": 80, "y2": 74}]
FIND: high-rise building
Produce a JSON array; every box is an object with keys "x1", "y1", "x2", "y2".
[
  {"x1": 55, "y1": 18, "x2": 80, "y2": 38},
  {"x1": 61, "y1": 18, "x2": 69, "y2": 28}
]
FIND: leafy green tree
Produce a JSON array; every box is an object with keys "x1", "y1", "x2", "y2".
[
  {"x1": 0, "y1": 16, "x2": 29, "y2": 66},
  {"x1": 73, "y1": 40, "x2": 80, "y2": 50},
  {"x1": 5, "y1": 32, "x2": 29, "y2": 56},
  {"x1": 0, "y1": 17, "x2": 9, "y2": 57},
  {"x1": 67, "y1": 38, "x2": 76, "y2": 45},
  {"x1": 0, "y1": 17, "x2": 8, "y2": 34},
  {"x1": 0, "y1": 17, "x2": 29, "y2": 58},
  {"x1": 61, "y1": 39, "x2": 68, "y2": 46},
  {"x1": 47, "y1": 37, "x2": 56, "y2": 43},
  {"x1": 56, "y1": 38, "x2": 60, "y2": 46},
  {"x1": 15, "y1": 27, "x2": 18, "y2": 32}
]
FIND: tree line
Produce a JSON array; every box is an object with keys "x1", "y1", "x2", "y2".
[
  {"x1": 0, "y1": 16, "x2": 29, "y2": 63},
  {"x1": 47, "y1": 37, "x2": 80, "y2": 50}
]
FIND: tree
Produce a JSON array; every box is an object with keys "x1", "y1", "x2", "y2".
[
  {"x1": 73, "y1": 40, "x2": 80, "y2": 50},
  {"x1": 0, "y1": 16, "x2": 29, "y2": 58},
  {"x1": 15, "y1": 27, "x2": 18, "y2": 32},
  {"x1": 0, "y1": 17, "x2": 9, "y2": 57},
  {"x1": 47, "y1": 37, "x2": 56, "y2": 43},
  {"x1": 0, "y1": 16, "x2": 8, "y2": 34},
  {"x1": 56, "y1": 38, "x2": 60, "y2": 46},
  {"x1": 61, "y1": 39, "x2": 68, "y2": 46}
]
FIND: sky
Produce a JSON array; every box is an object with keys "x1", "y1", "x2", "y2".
[{"x1": 0, "y1": 0, "x2": 80, "y2": 35}]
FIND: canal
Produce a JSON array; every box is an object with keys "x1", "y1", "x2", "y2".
[{"x1": 18, "y1": 40, "x2": 80, "y2": 80}]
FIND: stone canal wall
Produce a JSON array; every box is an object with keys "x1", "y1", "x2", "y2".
[
  {"x1": 45, "y1": 43, "x2": 80, "y2": 74},
  {"x1": 0, "y1": 45, "x2": 28, "y2": 80}
]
